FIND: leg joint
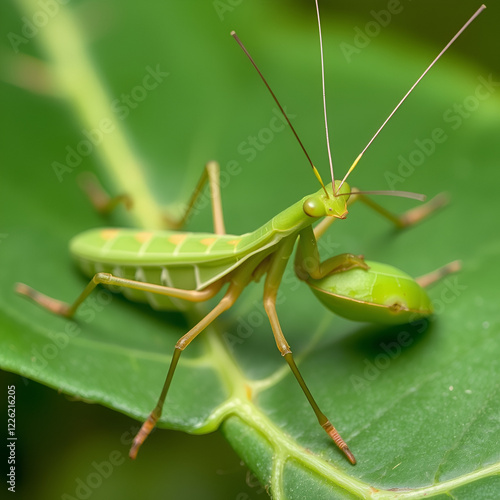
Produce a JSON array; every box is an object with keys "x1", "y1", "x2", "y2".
[{"x1": 94, "y1": 272, "x2": 112, "y2": 284}]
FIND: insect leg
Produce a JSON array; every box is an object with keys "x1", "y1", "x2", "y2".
[
  {"x1": 305, "y1": 190, "x2": 448, "y2": 240},
  {"x1": 264, "y1": 238, "x2": 356, "y2": 464},
  {"x1": 294, "y1": 226, "x2": 368, "y2": 281},
  {"x1": 165, "y1": 161, "x2": 226, "y2": 234},
  {"x1": 15, "y1": 274, "x2": 224, "y2": 318},
  {"x1": 78, "y1": 172, "x2": 133, "y2": 214},
  {"x1": 415, "y1": 260, "x2": 461, "y2": 288},
  {"x1": 130, "y1": 278, "x2": 249, "y2": 459},
  {"x1": 79, "y1": 161, "x2": 226, "y2": 233},
  {"x1": 350, "y1": 189, "x2": 449, "y2": 229},
  {"x1": 312, "y1": 216, "x2": 337, "y2": 240}
]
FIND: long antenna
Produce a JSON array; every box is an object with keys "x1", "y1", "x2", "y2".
[
  {"x1": 337, "y1": 189, "x2": 426, "y2": 201},
  {"x1": 336, "y1": 4, "x2": 487, "y2": 193},
  {"x1": 314, "y1": 0, "x2": 335, "y2": 191},
  {"x1": 231, "y1": 30, "x2": 330, "y2": 198}
]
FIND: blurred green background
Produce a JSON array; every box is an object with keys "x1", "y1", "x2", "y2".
[{"x1": 1, "y1": 1, "x2": 498, "y2": 499}]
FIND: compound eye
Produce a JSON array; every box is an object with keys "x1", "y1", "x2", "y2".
[{"x1": 303, "y1": 197, "x2": 324, "y2": 217}]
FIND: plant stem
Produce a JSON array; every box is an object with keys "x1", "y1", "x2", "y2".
[{"x1": 15, "y1": 0, "x2": 165, "y2": 229}]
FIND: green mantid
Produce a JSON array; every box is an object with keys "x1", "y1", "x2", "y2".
[{"x1": 15, "y1": 2, "x2": 485, "y2": 465}]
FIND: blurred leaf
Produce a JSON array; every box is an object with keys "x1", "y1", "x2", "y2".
[{"x1": 1, "y1": 1, "x2": 499, "y2": 499}]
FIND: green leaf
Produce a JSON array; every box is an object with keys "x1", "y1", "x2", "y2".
[{"x1": 1, "y1": 1, "x2": 499, "y2": 498}]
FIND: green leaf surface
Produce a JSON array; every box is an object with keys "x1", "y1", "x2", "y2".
[{"x1": 1, "y1": 1, "x2": 499, "y2": 498}]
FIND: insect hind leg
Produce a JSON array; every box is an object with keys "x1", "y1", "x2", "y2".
[{"x1": 15, "y1": 273, "x2": 224, "y2": 318}]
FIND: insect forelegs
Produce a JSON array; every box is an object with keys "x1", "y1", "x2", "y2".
[{"x1": 294, "y1": 226, "x2": 368, "y2": 281}]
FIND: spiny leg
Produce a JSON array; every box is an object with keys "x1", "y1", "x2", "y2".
[
  {"x1": 16, "y1": 273, "x2": 224, "y2": 318},
  {"x1": 164, "y1": 161, "x2": 226, "y2": 234},
  {"x1": 129, "y1": 280, "x2": 246, "y2": 459},
  {"x1": 350, "y1": 189, "x2": 449, "y2": 229},
  {"x1": 78, "y1": 172, "x2": 133, "y2": 215},
  {"x1": 265, "y1": 238, "x2": 356, "y2": 464}
]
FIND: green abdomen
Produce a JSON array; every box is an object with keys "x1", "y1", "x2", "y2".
[{"x1": 69, "y1": 227, "x2": 277, "y2": 311}]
